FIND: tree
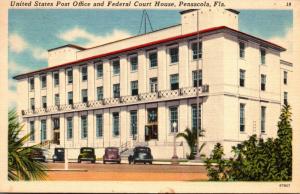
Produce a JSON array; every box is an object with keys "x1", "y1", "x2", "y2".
[
  {"x1": 8, "y1": 109, "x2": 47, "y2": 181},
  {"x1": 205, "y1": 105, "x2": 292, "y2": 181},
  {"x1": 275, "y1": 104, "x2": 292, "y2": 180},
  {"x1": 176, "y1": 128, "x2": 205, "y2": 159}
]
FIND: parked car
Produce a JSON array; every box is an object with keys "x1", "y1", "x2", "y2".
[
  {"x1": 78, "y1": 147, "x2": 96, "y2": 163},
  {"x1": 103, "y1": 147, "x2": 121, "y2": 164},
  {"x1": 29, "y1": 148, "x2": 46, "y2": 162},
  {"x1": 52, "y1": 148, "x2": 65, "y2": 162},
  {"x1": 128, "y1": 146, "x2": 153, "y2": 164}
]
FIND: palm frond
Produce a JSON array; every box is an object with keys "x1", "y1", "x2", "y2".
[{"x1": 8, "y1": 109, "x2": 47, "y2": 181}]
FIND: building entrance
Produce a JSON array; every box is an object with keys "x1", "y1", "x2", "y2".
[
  {"x1": 145, "y1": 108, "x2": 158, "y2": 141},
  {"x1": 52, "y1": 118, "x2": 60, "y2": 144}
]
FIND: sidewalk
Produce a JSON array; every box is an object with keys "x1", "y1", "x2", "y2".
[{"x1": 47, "y1": 159, "x2": 206, "y2": 166}]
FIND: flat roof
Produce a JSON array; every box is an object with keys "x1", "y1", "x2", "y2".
[
  {"x1": 13, "y1": 26, "x2": 285, "y2": 80},
  {"x1": 180, "y1": 9, "x2": 240, "y2": 15},
  {"x1": 48, "y1": 44, "x2": 86, "y2": 51}
]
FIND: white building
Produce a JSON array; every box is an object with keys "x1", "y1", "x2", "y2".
[{"x1": 13, "y1": 9, "x2": 292, "y2": 159}]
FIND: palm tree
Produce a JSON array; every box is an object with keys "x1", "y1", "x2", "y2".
[
  {"x1": 176, "y1": 128, "x2": 205, "y2": 160},
  {"x1": 8, "y1": 109, "x2": 47, "y2": 181}
]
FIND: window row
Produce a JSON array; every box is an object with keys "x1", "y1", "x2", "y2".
[
  {"x1": 239, "y1": 104, "x2": 267, "y2": 133},
  {"x1": 28, "y1": 42, "x2": 203, "y2": 91},
  {"x1": 239, "y1": 42, "x2": 266, "y2": 65},
  {"x1": 239, "y1": 69, "x2": 268, "y2": 91},
  {"x1": 28, "y1": 71, "x2": 204, "y2": 109},
  {"x1": 28, "y1": 104, "x2": 202, "y2": 141}
]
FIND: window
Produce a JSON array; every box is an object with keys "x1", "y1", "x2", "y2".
[
  {"x1": 81, "y1": 66, "x2": 88, "y2": 81},
  {"x1": 240, "y1": 69, "x2": 245, "y2": 87},
  {"x1": 260, "y1": 49, "x2": 266, "y2": 64},
  {"x1": 112, "y1": 60, "x2": 120, "y2": 75},
  {"x1": 66, "y1": 68, "x2": 73, "y2": 84},
  {"x1": 113, "y1": 84, "x2": 120, "y2": 98},
  {"x1": 169, "y1": 47, "x2": 179, "y2": 63},
  {"x1": 30, "y1": 121, "x2": 35, "y2": 141},
  {"x1": 192, "y1": 42, "x2": 202, "y2": 60},
  {"x1": 42, "y1": 96, "x2": 47, "y2": 108},
  {"x1": 41, "y1": 75, "x2": 47, "y2": 88},
  {"x1": 239, "y1": 42, "x2": 245, "y2": 58},
  {"x1": 53, "y1": 118, "x2": 60, "y2": 129},
  {"x1": 81, "y1": 89, "x2": 88, "y2": 103},
  {"x1": 81, "y1": 116, "x2": 88, "y2": 139},
  {"x1": 169, "y1": 107, "x2": 178, "y2": 133},
  {"x1": 29, "y1": 77, "x2": 34, "y2": 91},
  {"x1": 147, "y1": 108, "x2": 158, "y2": 123},
  {"x1": 67, "y1": 117, "x2": 73, "y2": 139},
  {"x1": 261, "y1": 106, "x2": 266, "y2": 133},
  {"x1": 68, "y1": 91, "x2": 73, "y2": 105},
  {"x1": 130, "y1": 110, "x2": 137, "y2": 136},
  {"x1": 240, "y1": 103, "x2": 245, "y2": 132},
  {"x1": 40, "y1": 120, "x2": 47, "y2": 141},
  {"x1": 284, "y1": 71, "x2": 288, "y2": 85},
  {"x1": 284, "y1": 92, "x2": 288, "y2": 105},
  {"x1": 191, "y1": 104, "x2": 201, "y2": 134},
  {"x1": 149, "y1": 51, "x2": 157, "y2": 68},
  {"x1": 54, "y1": 94, "x2": 60, "y2": 106},
  {"x1": 112, "y1": 112, "x2": 119, "y2": 136},
  {"x1": 130, "y1": 55, "x2": 138, "y2": 71},
  {"x1": 97, "y1": 86, "x2": 103, "y2": 101},
  {"x1": 96, "y1": 114, "x2": 103, "y2": 138},
  {"x1": 192, "y1": 70, "x2": 202, "y2": 87},
  {"x1": 30, "y1": 98, "x2": 35, "y2": 110},
  {"x1": 53, "y1": 71, "x2": 59, "y2": 86},
  {"x1": 95, "y1": 61, "x2": 103, "y2": 78},
  {"x1": 261, "y1": 74, "x2": 266, "y2": 91},
  {"x1": 150, "y1": 77, "x2": 158, "y2": 93},
  {"x1": 131, "y1": 81, "x2": 138, "y2": 96},
  {"x1": 170, "y1": 74, "x2": 179, "y2": 90}
]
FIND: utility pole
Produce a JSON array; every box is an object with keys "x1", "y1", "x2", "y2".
[{"x1": 195, "y1": 10, "x2": 201, "y2": 160}]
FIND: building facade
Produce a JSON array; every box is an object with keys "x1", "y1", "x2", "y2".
[{"x1": 14, "y1": 9, "x2": 292, "y2": 159}]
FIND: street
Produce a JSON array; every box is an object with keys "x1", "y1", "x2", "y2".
[{"x1": 45, "y1": 162, "x2": 208, "y2": 181}]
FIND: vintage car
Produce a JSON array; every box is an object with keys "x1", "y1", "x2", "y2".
[
  {"x1": 29, "y1": 148, "x2": 46, "y2": 162},
  {"x1": 128, "y1": 146, "x2": 153, "y2": 164},
  {"x1": 78, "y1": 147, "x2": 96, "y2": 163},
  {"x1": 103, "y1": 147, "x2": 121, "y2": 164},
  {"x1": 52, "y1": 148, "x2": 65, "y2": 162}
]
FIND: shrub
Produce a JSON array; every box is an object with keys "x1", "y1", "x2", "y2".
[{"x1": 205, "y1": 105, "x2": 292, "y2": 181}]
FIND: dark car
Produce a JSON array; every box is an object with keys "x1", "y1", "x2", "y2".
[
  {"x1": 29, "y1": 148, "x2": 46, "y2": 162},
  {"x1": 128, "y1": 146, "x2": 153, "y2": 164},
  {"x1": 78, "y1": 147, "x2": 96, "y2": 163},
  {"x1": 52, "y1": 148, "x2": 65, "y2": 162},
  {"x1": 103, "y1": 147, "x2": 121, "y2": 164}
]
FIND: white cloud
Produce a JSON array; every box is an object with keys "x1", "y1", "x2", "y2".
[
  {"x1": 57, "y1": 26, "x2": 132, "y2": 47},
  {"x1": 9, "y1": 34, "x2": 28, "y2": 53},
  {"x1": 9, "y1": 33, "x2": 48, "y2": 61},
  {"x1": 32, "y1": 47, "x2": 48, "y2": 60},
  {"x1": 9, "y1": 61, "x2": 32, "y2": 75},
  {"x1": 268, "y1": 27, "x2": 293, "y2": 62}
]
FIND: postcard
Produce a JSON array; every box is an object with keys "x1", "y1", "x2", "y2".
[{"x1": 0, "y1": 0, "x2": 299, "y2": 193}]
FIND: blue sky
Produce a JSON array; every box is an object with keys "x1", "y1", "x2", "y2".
[{"x1": 8, "y1": 9, "x2": 293, "y2": 107}]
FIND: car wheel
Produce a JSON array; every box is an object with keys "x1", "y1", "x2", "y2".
[
  {"x1": 103, "y1": 161, "x2": 106, "y2": 164},
  {"x1": 78, "y1": 159, "x2": 81, "y2": 163},
  {"x1": 118, "y1": 161, "x2": 121, "y2": 164},
  {"x1": 149, "y1": 161, "x2": 152, "y2": 165},
  {"x1": 144, "y1": 162, "x2": 146, "y2": 164}
]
